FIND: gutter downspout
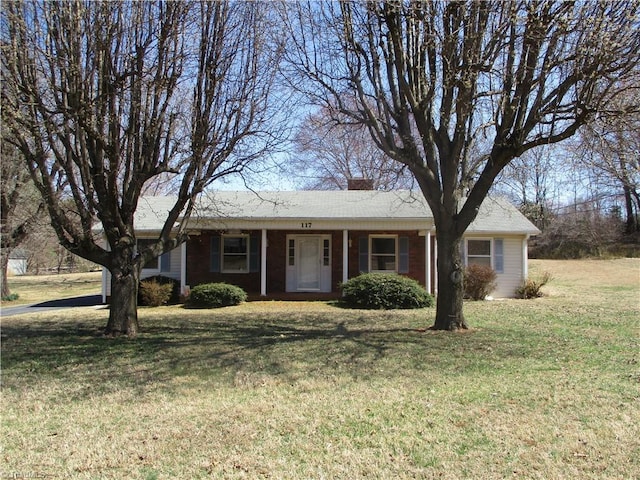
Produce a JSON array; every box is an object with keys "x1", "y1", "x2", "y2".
[{"x1": 523, "y1": 234, "x2": 530, "y2": 281}]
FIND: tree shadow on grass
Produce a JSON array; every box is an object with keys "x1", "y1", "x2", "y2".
[
  {"x1": 139, "y1": 319, "x2": 422, "y2": 380},
  {"x1": 2, "y1": 313, "x2": 427, "y2": 393},
  {"x1": 1, "y1": 311, "x2": 555, "y2": 400}
]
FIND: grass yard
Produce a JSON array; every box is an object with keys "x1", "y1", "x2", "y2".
[
  {"x1": 1, "y1": 259, "x2": 639, "y2": 479},
  {"x1": 1, "y1": 271, "x2": 102, "y2": 306}
]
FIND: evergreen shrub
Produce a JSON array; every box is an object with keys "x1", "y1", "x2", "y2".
[
  {"x1": 341, "y1": 273, "x2": 433, "y2": 309},
  {"x1": 187, "y1": 282, "x2": 247, "y2": 308}
]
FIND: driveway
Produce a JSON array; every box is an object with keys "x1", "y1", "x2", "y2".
[{"x1": 0, "y1": 295, "x2": 104, "y2": 317}]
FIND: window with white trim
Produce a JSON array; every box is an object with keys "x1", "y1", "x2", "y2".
[
  {"x1": 370, "y1": 235, "x2": 397, "y2": 272},
  {"x1": 466, "y1": 239, "x2": 492, "y2": 267},
  {"x1": 288, "y1": 238, "x2": 295, "y2": 266},
  {"x1": 222, "y1": 235, "x2": 249, "y2": 273}
]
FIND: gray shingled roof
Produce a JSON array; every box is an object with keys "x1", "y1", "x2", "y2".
[
  {"x1": 195, "y1": 190, "x2": 431, "y2": 219},
  {"x1": 130, "y1": 191, "x2": 539, "y2": 235},
  {"x1": 466, "y1": 196, "x2": 540, "y2": 234},
  {"x1": 135, "y1": 196, "x2": 180, "y2": 231}
]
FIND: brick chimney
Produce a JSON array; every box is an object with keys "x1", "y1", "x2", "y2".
[{"x1": 347, "y1": 178, "x2": 374, "y2": 190}]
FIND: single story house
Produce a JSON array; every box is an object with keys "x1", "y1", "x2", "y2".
[{"x1": 101, "y1": 190, "x2": 539, "y2": 303}]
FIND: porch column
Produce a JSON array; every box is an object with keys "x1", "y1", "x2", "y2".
[
  {"x1": 101, "y1": 267, "x2": 108, "y2": 304},
  {"x1": 425, "y1": 231, "x2": 431, "y2": 294},
  {"x1": 260, "y1": 229, "x2": 267, "y2": 296},
  {"x1": 342, "y1": 230, "x2": 349, "y2": 285},
  {"x1": 180, "y1": 241, "x2": 187, "y2": 296},
  {"x1": 101, "y1": 236, "x2": 109, "y2": 303},
  {"x1": 433, "y1": 234, "x2": 438, "y2": 295}
]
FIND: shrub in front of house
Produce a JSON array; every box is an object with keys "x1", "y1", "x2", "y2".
[
  {"x1": 516, "y1": 271, "x2": 553, "y2": 299},
  {"x1": 186, "y1": 282, "x2": 247, "y2": 308},
  {"x1": 138, "y1": 275, "x2": 181, "y2": 306},
  {"x1": 139, "y1": 279, "x2": 174, "y2": 307},
  {"x1": 341, "y1": 273, "x2": 434, "y2": 309},
  {"x1": 464, "y1": 264, "x2": 497, "y2": 300}
]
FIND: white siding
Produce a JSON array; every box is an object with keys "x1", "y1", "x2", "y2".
[
  {"x1": 462, "y1": 234, "x2": 526, "y2": 298},
  {"x1": 141, "y1": 246, "x2": 181, "y2": 281},
  {"x1": 104, "y1": 246, "x2": 182, "y2": 297},
  {"x1": 494, "y1": 236, "x2": 525, "y2": 298}
]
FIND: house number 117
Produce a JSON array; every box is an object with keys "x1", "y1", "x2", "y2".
[{"x1": 301, "y1": 222, "x2": 312, "y2": 228}]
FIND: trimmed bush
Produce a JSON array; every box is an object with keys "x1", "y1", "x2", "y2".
[
  {"x1": 187, "y1": 282, "x2": 247, "y2": 309},
  {"x1": 139, "y1": 279, "x2": 174, "y2": 307},
  {"x1": 516, "y1": 271, "x2": 553, "y2": 299},
  {"x1": 341, "y1": 273, "x2": 434, "y2": 310},
  {"x1": 138, "y1": 275, "x2": 181, "y2": 306},
  {"x1": 464, "y1": 264, "x2": 497, "y2": 300}
]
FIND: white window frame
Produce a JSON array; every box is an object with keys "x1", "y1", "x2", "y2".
[
  {"x1": 322, "y1": 238, "x2": 331, "y2": 267},
  {"x1": 221, "y1": 234, "x2": 250, "y2": 273},
  {"x1": 465, "y1": 238, "x2": 493, "y2": 268},
  {"x1": 369, "y1": 235, "x2": 398, "y2": 273},
  {"x1": 288, "y1": 238, "x2": 295, "y2": 266}
]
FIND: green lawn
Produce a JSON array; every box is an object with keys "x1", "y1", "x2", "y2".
[
  {"x1": 2, "y1": 271, "x2": 102, "y2": 306},
  {"x1": 1, "y1": 259, "x2": 638, "y2": 479}
]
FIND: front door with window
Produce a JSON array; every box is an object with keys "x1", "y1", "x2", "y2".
[
  {"x1": 297, "y1": 236, "x2": 320, "y2": 290},
  {"x1": 286, "y1": 235, "x2": 332, "y2": 292}
]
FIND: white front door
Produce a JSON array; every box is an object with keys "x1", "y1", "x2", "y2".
[
  {"x1": 297, "y1": 236, "x2": 320, "y2": 290},
  {"x1": 286, "y1": 235, "x2": 332, "y2": 293}
]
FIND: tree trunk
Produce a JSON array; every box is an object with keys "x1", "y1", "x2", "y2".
[
  {"x1": 1, "y1": 251, "x2": 10, "y2": 299},
  {"x1": 622, "y1": 184, "x2": 638, "y2": 234},
  {"x1": 431, "y1": 227, "x2": 467, "y2": 331},
  {"x1": 105, "y1": 262, "x2": 140, "y2": 337}
]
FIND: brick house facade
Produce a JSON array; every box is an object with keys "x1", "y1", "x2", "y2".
[{"x1": 101, "y1": 191, "x2": 539, "y2": 302}]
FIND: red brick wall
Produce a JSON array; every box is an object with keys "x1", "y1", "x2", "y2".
[
  {"x1": 186, "y1": 229, "x2": 429, "y2": 295},
  {"x1": 185, "y1": 231, "x2": 261, "y2": 292},
  {"x1": 265, "y1": 231, "x2": 286, "y2": 293},
  {"x1": 347, "y1": 231, "x2": 427, "y2": 287}
]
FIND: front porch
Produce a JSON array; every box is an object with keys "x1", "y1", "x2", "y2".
[{"x1": 185, "y1": 228, "x2": 435, "y2": 299}]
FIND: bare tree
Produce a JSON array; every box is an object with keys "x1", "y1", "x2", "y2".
[
  {"x1": 287, "y1": 106, "x2": 413, "y2": 190},
  {"x1": 283, "y1": 1, "x2": 640, "y2": 330},
  {"x1": 1, "y1": 1, "x2": 283, "y2": 335},
  {"x1": 574, "y1": 85, "x2": 640, "y2": 234},
  {"x1": 0, "y1": 140, "x2": 44, "y2": 298},
  {"x1": 495, "y1": 146, "x2": 560, "y2": 230}
]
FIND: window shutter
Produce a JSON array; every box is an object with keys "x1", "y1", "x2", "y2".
[
  {"x1": 494, "y1": 238, "x2": 504, "y2": 273},
  {"x1": 358, "y1": 237, "x2": 369, "y2": 273},
  {"x1": 210, "y1": 236, "x2": 220, "y2": 273},
  {"x1": 249, "y1": 235, "x2": 259, "y2": 272},
  {"x1": 398, "y1": 236, "x2": 409, "y2": 273},
  {"x1": 460, "y1": 240, "x2": 466, "y2": 266},
  {"x1": 160, "y1": 251, "x2": 171, "y2": 272}
]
